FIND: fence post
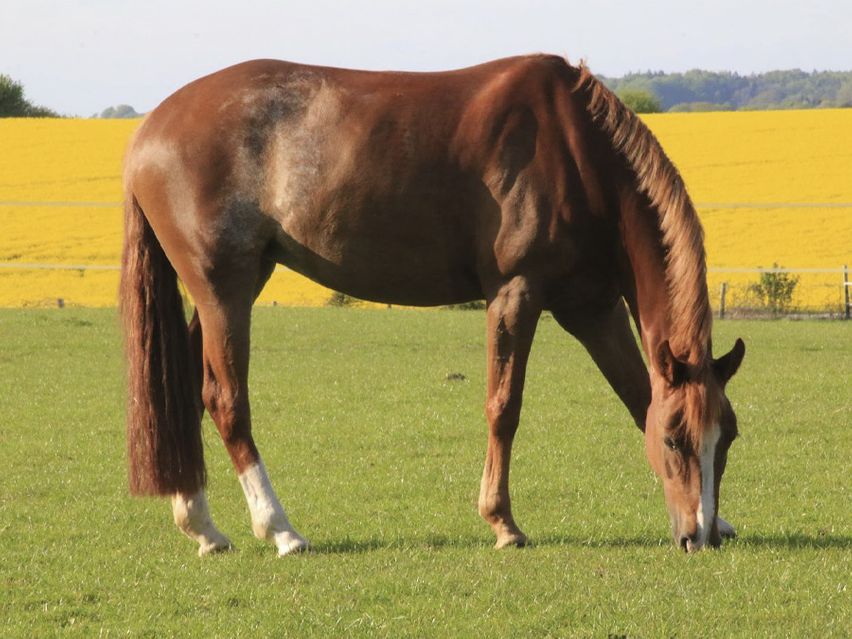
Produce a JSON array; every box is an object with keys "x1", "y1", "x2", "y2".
[
  {"x1": 844, "y1": 265, "x2": 850, "y2": 320},
  {"x1": 719, "y1": 282, "x2": 727, "y2": 319}
]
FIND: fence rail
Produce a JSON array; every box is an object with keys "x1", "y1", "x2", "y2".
[
  {"x1": 1, "y1": 199, "x2": 849, "y2": 315},
  {"x1": 1, "y1": 261, "x2": 849, "y2": 317}
]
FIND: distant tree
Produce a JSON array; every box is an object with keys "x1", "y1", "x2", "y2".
[
  {"x1": 617, "y1": 88, "x2": 662, "y2": 113},
  {"x1": 0, "y1": 75, "x2": 28, "y2": 115},
  {"x1": 98, "y1": 104, "x2": 140, "y2": 119},
  {"x1": 0, "y1": 74, "x2": 58, "y2": 117},
  {"x1": 836, "y1": 80, "x2": 852, "y2": 107},
  {"x1": 669, "y1": 102, "x2": 735, "y2": 112}
]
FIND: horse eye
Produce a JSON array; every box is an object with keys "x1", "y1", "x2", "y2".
[{"x1": 664, "y1": 437, "x2": 679, "y2": 451}]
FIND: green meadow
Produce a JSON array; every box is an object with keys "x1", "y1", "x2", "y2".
[{"x1": 0, "y1": 308, "x2": 849, "y2": 637}]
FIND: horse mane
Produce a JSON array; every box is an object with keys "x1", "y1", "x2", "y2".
[{"x1": 574, "y1": 64, "x2": 713, "y2": 367}]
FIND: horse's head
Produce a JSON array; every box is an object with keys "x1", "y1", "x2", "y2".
[{"x1": 645, "y1": 338, "x2": 745, "y2": 552}]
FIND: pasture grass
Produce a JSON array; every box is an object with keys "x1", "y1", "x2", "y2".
[{"x1": 0, "y1": 308, "x2": 849, "y2": 637}]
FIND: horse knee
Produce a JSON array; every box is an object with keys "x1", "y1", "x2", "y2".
[
  {"x1": 478, "y1": 490, "x2": 506, "y2": 521},
  {"x1": 201, "y1": 377, "x2": 257, "y2": 468},
  {"x1": 485, "y1": 393, "x2": 522, "y2": 433},
  {"x1": 202, "y1": 378, "x2": 241, "y2": 434}
]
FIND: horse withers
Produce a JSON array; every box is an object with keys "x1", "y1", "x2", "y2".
[{"x1": 120, "y1": 54, "x2": 744, "y2": 555}]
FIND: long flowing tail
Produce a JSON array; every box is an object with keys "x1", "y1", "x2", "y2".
[{"x1": 119, "y1": 195, "x2": 205, "y2": 496}]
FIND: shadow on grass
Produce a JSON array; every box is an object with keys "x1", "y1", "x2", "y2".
[
  {"x1": 312, "y1": 535, "x2": 482, "y2": 555},
  {"x1": 312, "y1": 533, "x2": 670, "y2": 554},
  {"x1": 312, "y1": 531, "x2": 852, "y2": 554},
  {"x1": 731, "y1": 533, "x2": 852, "y2": 550}
]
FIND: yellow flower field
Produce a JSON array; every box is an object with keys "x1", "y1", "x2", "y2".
[{"x1": 0, "y1": 110, "x2": 850, "y2": 309}]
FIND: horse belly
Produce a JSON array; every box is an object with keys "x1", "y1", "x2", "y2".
[{"x1": 268, "y1": 204, "x2": 484, "y2": 306}]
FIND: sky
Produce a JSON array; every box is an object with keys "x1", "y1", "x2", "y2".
[{"x1": 3, "y1": 0, "x2": 851, "y2": 116}]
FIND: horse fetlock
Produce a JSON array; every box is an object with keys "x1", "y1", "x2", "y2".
[
  {"x1": 479, "y1": 494, "x2": 526, "y2": 546},
  {"x1": 172, "y1": 492, "x2": 232, "y2": 556},
  {"x1": 250, "y1": 503, "x2": 290, "y2": 540},
  {"x1": 484, "y1": 511, "x2": 527, "y2": 548},
  {"x1": 250, "y1": 506, "x2": 309, "y2": 554}
]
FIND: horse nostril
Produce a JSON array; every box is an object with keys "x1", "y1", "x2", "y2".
[{"x1": 679, "y1": 536, "x2": 689, "y2": 551}]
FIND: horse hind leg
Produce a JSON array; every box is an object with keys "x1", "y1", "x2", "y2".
[
  {"x1": 479, "y1": 277, "x2": 541, "y2": 548},
  {"x1": 196, "y1": 263, "x2": 307, "y2": 556},
  {"x1": 168, "y1": 310, "x2": 233, "y2": 556},
  {"x1": 170, "y1": 259, "x2": 306, "y2": 556}
]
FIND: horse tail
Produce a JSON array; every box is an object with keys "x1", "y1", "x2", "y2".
[{"x1": 119, "y1": 194, "x2": 206, "y2": 496}]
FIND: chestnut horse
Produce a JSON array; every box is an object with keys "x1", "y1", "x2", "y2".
[{"x1": 121, "y1": 55, "x2": 745, "y2": 556}]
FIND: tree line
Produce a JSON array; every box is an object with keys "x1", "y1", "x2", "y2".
[
  {"x1": 604, "y1": 68, "x2": 852, "y2": 113},
  {"x1": 0, "y1": 74, "x2": 138, "y2": 118}
]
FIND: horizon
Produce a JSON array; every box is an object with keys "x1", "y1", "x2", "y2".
[{"x1": 4, "y1": 0, "x2": 851, "y2": 116}]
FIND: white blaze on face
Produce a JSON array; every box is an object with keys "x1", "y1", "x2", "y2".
[
  {"x1": 238, "y1": 460, "x2": 310, "y2": 555},
  {"x1": 695, "y1": 424, "x2": 721, "y2": 547}
]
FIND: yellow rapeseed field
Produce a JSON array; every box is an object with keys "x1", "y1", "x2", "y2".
[{"x1": 1, "y1": 110, "x2": 850, "y2": 309}]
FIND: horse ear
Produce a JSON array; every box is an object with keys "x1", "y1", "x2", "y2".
[
  {"x1": 714, "y1": 338, "x2": 745, "y2": 384},
  {"x1": 656, "y1": 340, "x2": 688, "y2": 387}
]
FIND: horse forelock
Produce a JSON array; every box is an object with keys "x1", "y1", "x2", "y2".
[
  {"x1": 574, "y1": 65, "x2": 713, "y2": 365},
  {"x1": 683, "y1": 370, "x2": 722, "y2": 449}
]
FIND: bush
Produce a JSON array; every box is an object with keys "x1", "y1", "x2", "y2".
[
  {"x1": 327, "y1": 291, "x2": 355, "y2": 307},
  {"x1": 616, "y1": 88, "x2": 662, "y2": 114},
  {"x1": 748, "y1": 264, "x2": 800, "y2": 315},
  {"x1": 442, "y1": 300, "x2": 486, "y2": 310}
]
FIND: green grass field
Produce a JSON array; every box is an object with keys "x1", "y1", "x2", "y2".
[{"x1": 0, "y1": 308, "x2": 849, "y2": 637}]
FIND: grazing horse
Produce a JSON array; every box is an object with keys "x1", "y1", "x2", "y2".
[{"x1": 121, "y1": 54, "x2": 745, "y2": 556}]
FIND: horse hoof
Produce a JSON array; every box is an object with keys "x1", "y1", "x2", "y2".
[
  {"x1": 494, "y1": 532, "x2": 528, "y2": 549},
  {"x1": 198, "y1": 537, "x2": 233, "y2": 557},
  {"x1": 275, "y1": 532, "x2": 311, "y2": 556}
]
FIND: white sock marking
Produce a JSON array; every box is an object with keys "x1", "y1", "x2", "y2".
[
  {"x1": 171, "y1": 490, "x2": 231, "y2": 556},
  {"x1": 238, "y1": 460, "x2": 309, "y2": 555}
]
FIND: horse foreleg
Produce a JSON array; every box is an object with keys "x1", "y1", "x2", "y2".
[
  {"x1": 552, "y1": 299, "x2": 650, "y2": 431},
  {"x1": 479, "y1": 277, "x2": 541, "y2": 548},
  {"x1": 554, "y1": 301, "x2": 739, "y2": 536}
]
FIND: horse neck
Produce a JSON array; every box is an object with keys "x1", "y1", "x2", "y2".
[{"x1": 617, "y1": 191, "x2": 710, "y2": 369}]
